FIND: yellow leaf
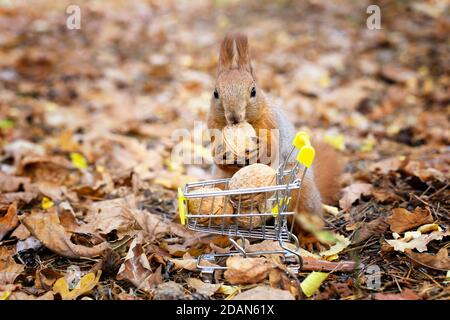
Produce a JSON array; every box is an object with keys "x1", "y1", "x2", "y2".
[
  {"x1": 41, "y1": 196, "x2": 54, "y2": 210},
  {"x1": 324, "y1": 134, "x2": 345, "y2": 151},
  {"x1": 325, "y1": 254, "x2": 339, "y2": 261},
  {"x1": 319, "y1": 234, "x2": 351, "y2": 258},
  {"x1": 165, "y1": 158, "x2": 184, "y2": 174},
  {"x1": 445, "y1": 271, "x2": 450, "y2": 282},
  {"x1": 0, "y1": 291, "x2": 11, "y2": 300},
  {"x1": 53, "y1": 271, "x2": 101, "y2": 300},
  {"x1": 322, "y1": 204, "x2": 340, "y2": 216},
  {"x1": 360, "y1": 137, "x2": 375, "y2": 152},
  {"x1": 219, "y1": 284, "x2": 240, "y2": 296},
  {"x1": 70, "y1": 152, "x2": 88, "y2": 170},
  {"x1": 387, "y1": 124, "x2": 401, "y2": 135},
  {"x1": 318, "y1": 74, "x2": 331, "y2": 88},
  {"x1": 300, "y1": 272, "x2": 329, "y2": 298}
]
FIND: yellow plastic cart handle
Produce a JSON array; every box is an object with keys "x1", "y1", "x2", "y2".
[
  {"x1": 292, "y1": 131, "x2": 315, "y2": 168},
  {"x1": 177, "y1": 188, "x2": 187, "y2": 225}
]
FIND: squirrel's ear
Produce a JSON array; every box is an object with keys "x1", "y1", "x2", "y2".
[{"x1": 219, "y1": 32, "x2": 253, "y2": 75}]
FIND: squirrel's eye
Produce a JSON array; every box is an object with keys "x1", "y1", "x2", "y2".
[
  {"x1": 213, "y1": 89, "x2": 219, "y2": 99},
  {"x1": 250, "y1": 87, "x2": 256, "y2": 98}
]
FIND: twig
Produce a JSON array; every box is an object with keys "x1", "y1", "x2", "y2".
[{"x1": 301, "y1": 257, "x2": 357, "y2": 272}]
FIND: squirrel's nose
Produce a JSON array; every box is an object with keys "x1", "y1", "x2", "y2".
[
  {"x1": 230, "y1": 115, "x2": 240, "y2": 125},
  {"x1": 227, "y1": 113, "x2": 244, "y2": 125}
]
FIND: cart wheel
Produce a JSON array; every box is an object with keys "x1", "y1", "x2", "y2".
[{"x1": 200, "y1": 271, "x2": 215, "y2": 283}]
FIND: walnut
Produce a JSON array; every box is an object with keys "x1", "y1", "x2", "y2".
[
  {"x1": 229, "y1": 163, "x2": 277, "y2": 205},
  {"x1": 188, "y1": 187, "x2": 234, "y2": 225},
  {"x1": 213, "y1": 122, "x2": 258, "y2": 165}
]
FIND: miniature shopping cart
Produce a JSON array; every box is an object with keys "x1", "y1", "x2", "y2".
[{"x1": 178, "y1": 131, "x2": 315, "y2": 279}]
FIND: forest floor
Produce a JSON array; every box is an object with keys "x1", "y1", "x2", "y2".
[{"x1": 0, "y1": 0, "x2": 448, "y2": 300}]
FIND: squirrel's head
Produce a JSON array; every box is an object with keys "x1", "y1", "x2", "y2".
[{"x1": 211, "y1": 33, "x2": 262, "y2": 126}]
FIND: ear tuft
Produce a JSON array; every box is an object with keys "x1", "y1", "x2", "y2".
[{"x1": 219, "y1": 32, "x2": 252, "y2": 74}]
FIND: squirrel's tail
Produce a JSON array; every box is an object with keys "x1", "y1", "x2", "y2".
[{"x1": 312, "y1": 141, "x2": 344, "y2": 205}]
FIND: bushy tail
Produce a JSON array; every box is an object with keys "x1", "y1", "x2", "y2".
[{"x1": 312, "y1": 141, "x2": 344, "y2": 205}]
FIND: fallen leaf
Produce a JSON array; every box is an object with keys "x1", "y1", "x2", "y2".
[
  {"x1": 405, "y1": 248, "x2": 450, "y2": 271},
  {"x1": 0, "y1": 291, "x2": 11, "y2": 300},
  {"x1": 41, "y1": 196, "x2": 54, "y2": 210},
  {"x1": 7, "y1": 291, "x2": 54, "y2": 300},
  {"x1": 319, "y1": 234, "x2": 351, "y2": 258},
  {"x1": 352, "y1": 217, "x2": 389, "y2": 244},
  {"x1": 0, "y1": 257, "x2": 24, "y2": 286},
  {"x1": 269, "y1": 268, "x2": 292, "y2": 291},
  {"x1": 369, "y1": 156, "x2": 406, "y2": 174},
  {"x1": 385, "y1": 226, "x2": 445, "y2": 252},
  {"x1": 21, "y1": 208, "x2": 109, "y2": 258},
  {"x1": 11, "y1": 223, "x2": 31, "y2": 240},
  {"x1": 170, "y1": 253, "x2": 219, "y2": 272},
  {"x1": 224, "y1": 256, "x2": 275, "y2": 285},
  {"x1": 17, "y1": 154, "x2": 73, "y2": 184},
  {"x1": 117, "y1": 234, "x2": 162, "y2": 292},
  {"x1": 233, "y1": 285, "x2": 294, "y2": 300},
  {"x1": 83, "y1": 196, "x2": 137, "y2": 238},
  {"x1": 16, "y1": 236, "x2": 42, "y2": 253},
  {"x1": 300, "y1": 272, "x2": 329, "y2": 298},
  {"x1": 374, "y1": 288, "x2": 421, "y2": 300},
  {"x1": 186, "y1": 278, "x2": 221, "y2": 297},
  {"x1": 0, "y1": 202, "x2": 19, "y2": 241},
  {"x1": 0, "y1": 174, "x2": 31, "y2": 193},
  {"x1": 70, "y1": 152, "x2": 88, "y2": 170},
  {"x1": 324, "y1": 134, "x2": 345, "y2": 151},
  {"x1": 372, "y1": 188, "x2": 402, "y2": 203},
  {"x1": 0, "y1": 192, "x2": 36, "y2": 211},
  {"x1": 339, "y1": 183, "x2": 372, "y2": 211},
  {"x1": 387, "y1": 207, "x2": 433, "y2": 233},
  {"x1": 403, "y1": 160, "x2": 446, "y2": 183},
  {"x1": 36, "y1": 268, "x2": 63, "y2": 291},
  {"x1": 53, "y1": 271, "x2": 101, "y2": 300}
]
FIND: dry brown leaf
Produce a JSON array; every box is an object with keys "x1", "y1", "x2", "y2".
[
  {"x1": 11, "y1": 223, "x2": 31, "y2": 240},
  {"x1": 352, "y1": 217, "x2": 389, "y2": 244},
  {"x1": 0, "y1": 257, "x2": 24, "y2": 286},
  {"x1": 83, "y1": 196, "x2": 138, "y2": 238},
  {"x1": 387, "y1": 207, "x2": 433, "y2": 233},
  {"x1": 233, "y1": 285, "x2": 294, "y2": 300},
  {"x1": 117, "y1": 235, "x2": 162, "y2": 292},
  {"x1": 405, "y1": 248, "x2": 450, "y2": 271},
  {"x1": 170, "y1": 252, "x2": 219, "y2": 271},
  {"x1": 35, "y1": 268, "x2": 63, "y2": 291},
  {"x1": 186, "y1": 278, "x2": 221, "y2": 297},
  {"x1": 7, "y1": 291, "x2": 54, "y2": 300},
  {"x1": 0, "y1": 174, "x2": 31, "y2": 193},
  {"x1": 0, "y1": 202, "x2": 19, "y2": 241},
  {"x1": 133, "y1": 208, "x2": 195, "y2": 240},
  {"x1": 369, "y1": 156, "x2": 406, "y2": 175},
  {"x1": 21, "y1": 208, "x2": 108, "y2": 258},
  {"x1": 403, "y1": 160, "x2": 446, "y2": 183},
  {"x1": 17, "y1": 154, "x2": 73, "y2": 184},
  {"x1": 269, "y1": 268, "x2": 292, "y2": 291},
  {"x1": 339, "y1": 183, "x2": 372, "y2": 211},
  {"x1": 0, "y1": 192, "x2": 37, "y2": 211},
  {"x1": 374, "y1": 288, "x2": 421, "y2": 300},
  {"x1": 224, "y1": 256, "x2": 275, "y2": 285},
  {"x1": 372, "y1": 188, "x2": 402, "y2": 203}
]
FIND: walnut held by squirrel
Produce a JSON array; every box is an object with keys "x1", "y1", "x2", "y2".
[{"x1": 207, "y1": 32, "x2": 342, "y2": 219}]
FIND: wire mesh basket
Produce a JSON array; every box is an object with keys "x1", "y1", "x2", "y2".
[{"x1": 178, "y1": 131, "x2": 315, "y2": 276}]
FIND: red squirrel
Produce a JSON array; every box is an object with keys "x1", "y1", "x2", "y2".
[{"x1": 207, "y1": 32, "x2": 342, "y2": 217}]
